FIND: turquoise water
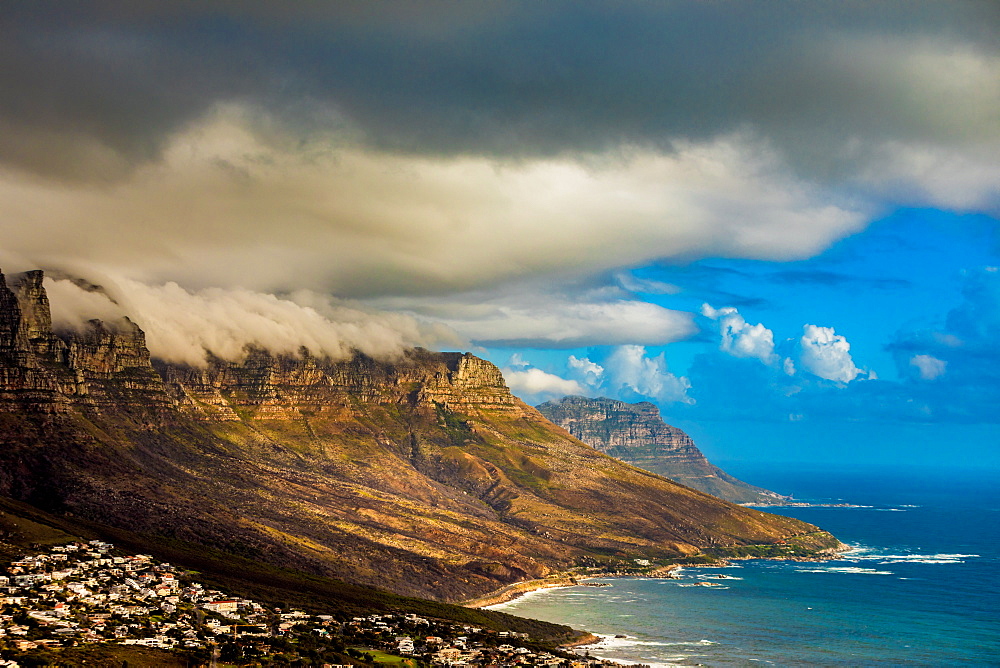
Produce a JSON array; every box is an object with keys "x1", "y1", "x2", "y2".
[{"x1": 491, "y1": 467, "x2": 1000, "y2": 666}]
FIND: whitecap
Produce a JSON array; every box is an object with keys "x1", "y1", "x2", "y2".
[
  {"x1": 838, "y1": 547, "x2": 979, "y2": 565},
  {"x1": 860, "y1": 552, "x2": 978, "y2": 564},
  {"x1": 795, "y1": 566, "x2": 893, "y2": 575},
  {"x1": 588, "y1": 634, "x2": 717, "y2": 650},
  {"x1": 588, "y1": 634, "x2": 675, "y2": 648}
]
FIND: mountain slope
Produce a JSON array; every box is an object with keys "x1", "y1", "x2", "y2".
[
  {"x1": 537, "y1": 396, "x2": 786, "y2": 504},
  {"x1": 0, "y1": 270, "x2": 840, "y2": 602}
]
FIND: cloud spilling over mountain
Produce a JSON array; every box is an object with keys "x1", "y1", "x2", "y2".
[{"x1": 42, "y1": 274, "x2": 461, "y2": 366}]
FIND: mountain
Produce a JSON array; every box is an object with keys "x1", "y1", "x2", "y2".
[
  {"x1": 0, "y1": 269, "x2": 840, "y2": 603},
  {"x1": 537, "y1": 396, "x2": 786, "y2": 504}
]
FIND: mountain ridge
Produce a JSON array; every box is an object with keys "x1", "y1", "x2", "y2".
[
  {"x1": 0, "y1": 269, "x2": 842, "y2": 602},
  {"x1": 537, "y1": 396, "x2": 787, "y2": 504}
]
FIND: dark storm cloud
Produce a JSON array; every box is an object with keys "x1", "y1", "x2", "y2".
[
  {"x1": 1, "y1": 0, "x2": 997, "y2": 355},
  {"x1": 2, "y1": 0, "x2": 997, "y2": 178}
]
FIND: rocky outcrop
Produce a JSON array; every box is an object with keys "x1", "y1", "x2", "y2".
[
  {"x1": 537, "y1": 396, "x2": 787, "y2": 504},
  {"x1": 0, "y1": 269, "x2": 837, "y2": 601},
  {"x1": 0, "y1": 270, "x2": 173, "y2": 418},
  {"x1": 9, "y1": 270, "x2": 63, "y2": 360},
  {"x1": 0, "y1": 270, "x2": 75, "y2": 413}
]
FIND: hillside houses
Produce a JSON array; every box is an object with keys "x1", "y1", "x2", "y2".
[{"x1": 0, "y1": 540, "x2": 640, "y2": 667}]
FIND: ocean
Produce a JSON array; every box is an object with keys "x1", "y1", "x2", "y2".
[{"x1": 488, "y1": 465, "x2": 1000, "y2": 666}]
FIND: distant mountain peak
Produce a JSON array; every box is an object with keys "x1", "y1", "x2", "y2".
[{"x1": 537, "y1": 395, "x2": 788, "y2": 505}]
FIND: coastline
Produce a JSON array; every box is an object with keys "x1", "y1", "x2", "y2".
[
  {"x1": 461, "y1": 550, "x2": 847, "y2": 609},
  {"x1": 460, "y1": 576, "x2": 578, "y2": 608},
  {"x1": 462, "y1": 565, "x2": 682, "y2": 609}
]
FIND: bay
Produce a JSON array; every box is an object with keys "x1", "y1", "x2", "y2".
[{"x1": 489, "y1": 466, "x2": 1000, "y2": 666}]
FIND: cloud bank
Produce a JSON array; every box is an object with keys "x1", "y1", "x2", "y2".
[
  {"x1": 3, "y1": 2, "x2": 996, "y2": 185},
  {"x1": 43, "y1": 275, "x2": 460, "y2": 366},
  {"x1": 3, "y1": 112, "x2": 870, "y2": 300},
  {"x1": 3, "y1": 2, "x2": 997, "y2": 309}
]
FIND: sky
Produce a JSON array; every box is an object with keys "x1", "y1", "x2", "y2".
[{"x1": 1, "y1": 1, "x2": 998, "y2": 470}]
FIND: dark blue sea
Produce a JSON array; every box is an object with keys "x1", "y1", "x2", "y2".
[{"x1": 489, "y1": 466, "x2": 1000, "y2": 666}]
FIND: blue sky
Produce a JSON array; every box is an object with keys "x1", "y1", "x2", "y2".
[
  {"x1": 1, "y1": 2, "x2": 997, "y2": 469},
  {"x1": 478, "y1": 210, "x2": 1000, "y2": 468}
]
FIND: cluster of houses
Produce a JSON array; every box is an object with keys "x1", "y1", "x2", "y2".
[
  {"x1": 0, "y1": 540, "x2": 639, "y2": 667},
  {"x1": 0, "y1": 540, "x2": 270, "y2": 654},
  {"x1": 343, "y1": 615, "x2": 583, "y2": 667}
]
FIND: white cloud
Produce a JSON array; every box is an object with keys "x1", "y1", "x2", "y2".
[
  {"x1": 1, "y1": 109, "x2": 870, "y2": 301},
  {"x1": 604, "y1": 345, "x2": 692, "y2": 404},
  {"x1": 702, "y1": 304, "x2": 778, "y2": 364},
  {"x1": 783, "y1": 357, "x2": 797, "y2": 376},
  {"x1": 45, "y1": 277, "x2": 129, "y2": 329},
  {"x1": 798, "y1": 324, "x2": 862, "y2": 383},
  {"x1": 567, "y1": 355, "x2": 604, "y2": 384},
  {"x1": 858, "y1": 141, "x2": 1000, "y2": 213},
  {"x1": 616, "y1": 273, "x2": 682, "y2": 295},
  {"x1": 406, "y1": 295, "x2": 696, "y2": 348},
  {"x1": 502, "y1": 368, "x2": 586, "y2": 400},
  {"x1": 507, "y1": 353, "x2": 530, "y2": 368},
  {"x1": 43, "y1": 275, "x2": 460, "y2": 366},
  {"x1": 910, "y1": 354, "x2": 947, "y2": 380}
]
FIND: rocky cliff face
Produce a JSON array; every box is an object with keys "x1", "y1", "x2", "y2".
[
  {"x1": 0, "y1": 270, "x2": 837, "y2": 601},
  {"x1": 0, "y1": 270, "x2": 173, "y2": 419},
  {"x1": 154, "y1": 347, "x2": 518, "y2": 423},
  {"x1": 537, "y1": 396, "x2": 787, "y2": 504}
]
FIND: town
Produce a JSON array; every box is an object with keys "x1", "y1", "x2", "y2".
[{"x1": 0, "y1": 540, "x2": 640, "y2": 667}]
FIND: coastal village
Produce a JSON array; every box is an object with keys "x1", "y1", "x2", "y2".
[{"x1": 0, "y1": 540, "x2": 639, "y2": 667}]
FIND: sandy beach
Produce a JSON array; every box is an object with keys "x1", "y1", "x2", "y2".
[
  {"x1": 462, "y1": 576, "x2": 579, "y2": 608},
  {"x1": 464, "y1": 566, "x2": 682, "y2": 609}
]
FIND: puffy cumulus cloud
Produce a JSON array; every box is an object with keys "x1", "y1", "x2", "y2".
[
  {"x1": 798, "y1": 325, "x2": 863, "y2": 383},
  {"x1": 1, "y1": 111, "x2": 870, "y2": 300},
  {"x1": 504, "y1": 348, "x2": 689, "y2": 407},
  {"x1": 910, "y1": 354, "x2": 947, "y2": 380},
  {"x1": 42, "y1": 275, "x2": 461, "y2": 366},
  {"x1": 567, "y1": 355, "x2": 604, "y2": 384},
  {"x1": 604, "y1": 345, "x2": 692, "y2": 404},
  {"x1": 501, "y1": 368, "x2": 586, "y2": 401},
  {"x1": 507, "y1": 347, "x2": 689, "y2": 407},
  {"x1": 701, "y1": 304, "x2": 778, "y2": 364},
  {"x1": 672, "y1": 271, "x2": 1000, "y2": 425}
]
